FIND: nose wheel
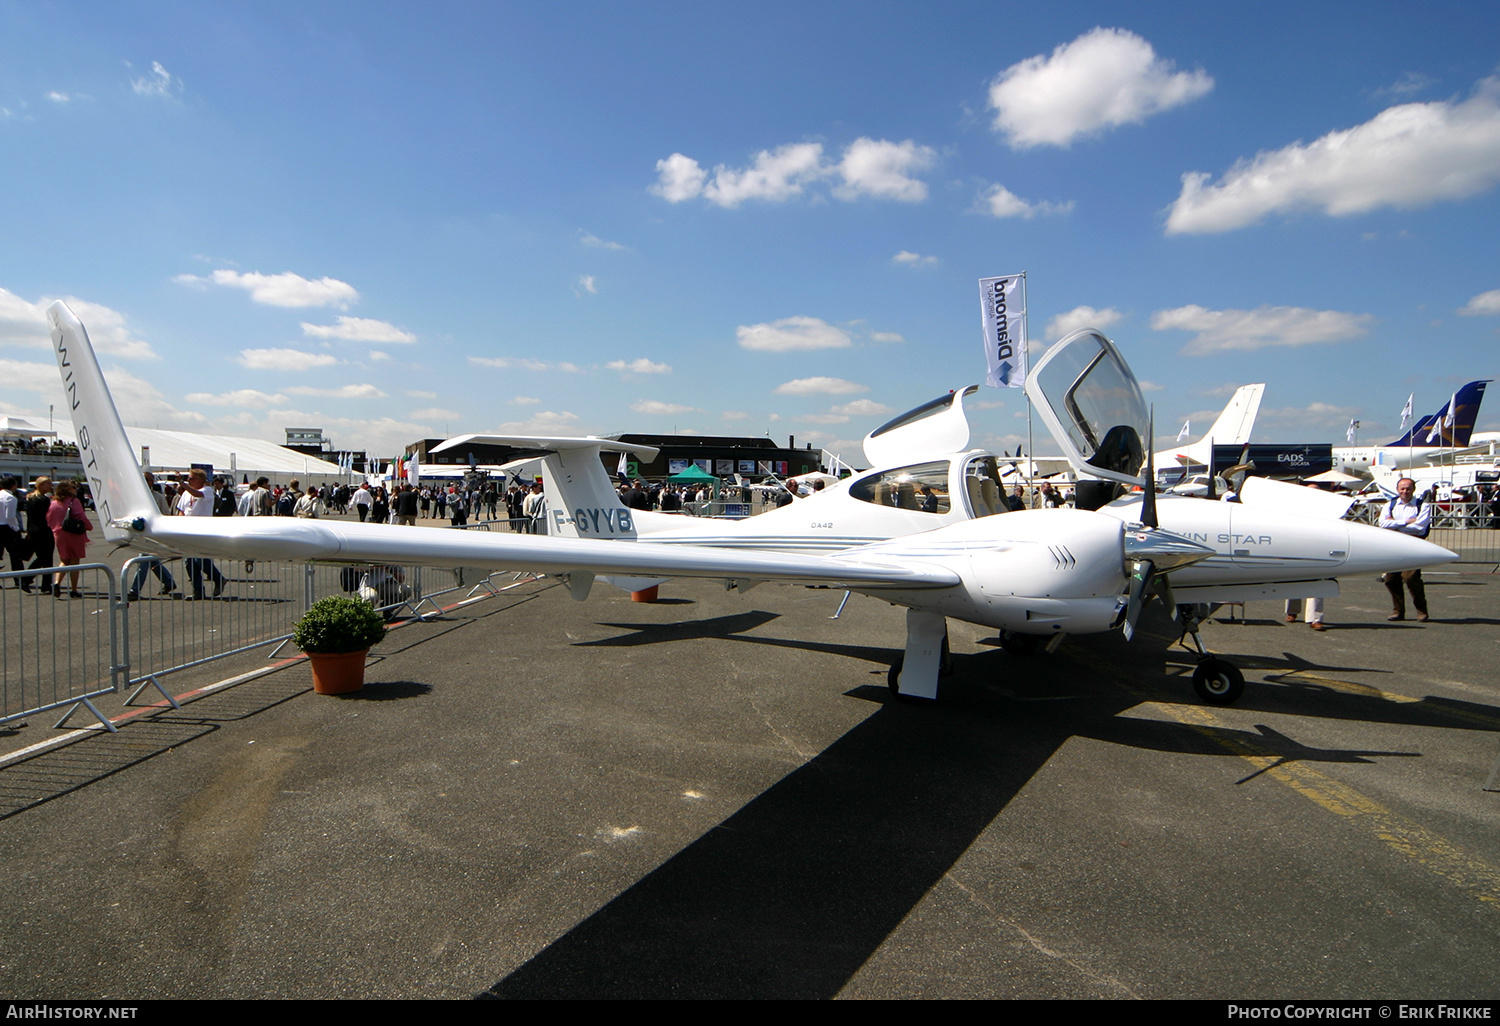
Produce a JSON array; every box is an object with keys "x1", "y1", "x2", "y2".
[
  {"x1": 1177, "y1": 603, "x2": 1246, "y2": 706},
  {"x1": 1191, "y1": 659, "x2": 1244, "y2": 705}
]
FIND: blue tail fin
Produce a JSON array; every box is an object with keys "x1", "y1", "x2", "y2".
[{"x1": 1386, "y1": 380, "x2": 1491, "y2": 447}]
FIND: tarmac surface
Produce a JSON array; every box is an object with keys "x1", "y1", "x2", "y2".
[{"x1": 1, "y1": 551, "x2": 1499, "y2": 1000}]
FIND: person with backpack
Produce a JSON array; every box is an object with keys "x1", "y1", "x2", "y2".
[{"x1": 1378, "y1": 477, "x2": 1432, "y2": 622}]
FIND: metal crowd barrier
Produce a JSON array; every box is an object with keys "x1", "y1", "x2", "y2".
[
  {"x1": 0, "y1": 563, "x2": 120, "y2": 732},
  {"x1": 121, "y1": 556, "x2": 496, "y2": 702},
  {"x1": 2, "y1": 550, "x2": 545, "y2": 737},
  {"x1": 1345, "y1": 503, "x2": 1500, "y2": 565}
]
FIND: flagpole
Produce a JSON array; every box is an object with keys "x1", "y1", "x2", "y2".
[{"x1": 1022, "y1": 272, "x2": 1034, "y2": 504}]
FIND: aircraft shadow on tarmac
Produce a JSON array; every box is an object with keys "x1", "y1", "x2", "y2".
[
  {"x1": 480, "y1": 610, "x2": 1492, "y2": 999},
  {"x1": 576, "y1": 610, "x2": 784, "y2": 647}
]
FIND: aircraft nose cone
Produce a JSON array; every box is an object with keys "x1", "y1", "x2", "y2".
[{"x1": 1347, "y1": 522, "x2": 1457, "y2": 574}]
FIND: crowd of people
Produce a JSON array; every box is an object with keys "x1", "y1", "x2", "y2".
[{"x1": 0, "y1": 474, "x2": 92, "y2": 597}]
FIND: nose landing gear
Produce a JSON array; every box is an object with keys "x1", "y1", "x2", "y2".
[{"x1": 1177, "y1": 603, "x2": 1245, "y2": 705}]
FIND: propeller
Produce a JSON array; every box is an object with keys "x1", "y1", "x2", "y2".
[{"x1": 1120, "y1": 407, "x2": 1211, "y2": 640}]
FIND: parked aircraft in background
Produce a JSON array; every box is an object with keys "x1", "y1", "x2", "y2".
[
  {"x1": 1152, "y1": 383, "x2": 1264, "y2": 470},
  {"x1": 990, "y1": 381, "x2": 1265, "y2": 484},
  {"x1": 51, "y1": 302, "x2": 1454, "y2": 707},
  {"x1": 1332, "y1": 381, "x2": 1491, "y2": 476}
]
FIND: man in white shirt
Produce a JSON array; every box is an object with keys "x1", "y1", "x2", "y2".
[
  {"x1": 1378, "y1": 477, "x2": 1431, "y2": 622},
  {"x1": 175, "y1": 469, "x2": 226, "y2": 599},
  {"x1": 352, "y1": 483, "x2": 374, "y2": 522},
  {"x1": 0, "y1": 476, "x2": 25, "y2": 579}
]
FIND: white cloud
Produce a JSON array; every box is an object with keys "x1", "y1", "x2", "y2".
[
  {"x1": 1150, "y1": 304, "x2": 1374, "y2": 355},
  {"x1": 801, "y1": 413, "x2": 850, "y2": 424},
  {"x1": 177, "y1": 269, "x2": 360, "y2": 309},
  {"x1": 301, "y1": 316, "x2": 415, "y2": 343},
  {"x1": 892, "y1": 251, "x2": 937, "y2": 267},
  {"x1": 1375, "y1": 72, "x2": 1436, "y2": 99},
  {"x1": 237, "y1": 348, "x2": 340, "y2": 371},
  {"x1": 1138, "y1": 380, "x2": 1164, "y2": 393},
  {"x1": 183, "y1": 389, "x2": 288, "y2": 408},
  {"x1": 989, "y1": 27, "x2": 1212, "y2": 149},
  {"x1": 1046, "y1": 305, "x2": 1123, "y2": 340},
  {"x1": 575, "y1": 275, "x2": 598, "y2": 296},
  {"x1": 497, "y1": 410, "x2": 583, "y2": 434},
  {"x1": 1257, "y1": 401, "x2": 1362, "y2": 432},
  {"x1": 1166, "y1": 78, "x2": 1500, "y2": 234},
  {"x1": 284, "y1": 383, "x2": 388, "y2": 399},
  {"x1": 831, "y1": 399, "x2": 893, "y2": 416},
  {"x1": 834, "y1": 138, "x2": 936, "y2": 202},
  {"x1": 869, "y1": 330, "x2": 904, "y2": 343},
  {"x1": 721, "y1": 411, "x2": 749, "y2": 421},
  {"x1": 631, "y1": 400, "x2": 699, "y2": 415},
  {"x1": 132, "y1": 61, "x2": 181, "y2": 98},
  {"x1": 509, "y1": 396, "x2": 540, "y2": 406},
  {"x1": 1459, "y1": 289, "x2": 1500, "y2": 316},
  {"x1": 0, "y1": 289, "x2": 67, "y2": 347},
  {"x1": 46, "y1": 91, "x2": 70, "y2": 103},
  {"x1": 737, "y1": 316, "x2": 852, "y2": 352},
  {"x1": 704, "y1": 142, "x2": 826, "y2": 207},
  {"x1": 606, "y1": 358, "x2": 671, "y2": 375},
  {"x1": 579, "y1": 230, "x2": 626, "y2": 251},
  {"x1": 468, "y1": 355, "x2": 552, "y2": 371},
  {"x1": 978, "y1": 183, "x2": 1073, "y2": 219},
  {"x1": 653, "y1": 138, "x2": 935, "y2": 207},
  {"x1": 0, "y1": 290, "x2": 157, "y2": 359},
  {"x1": 774, "y1": 377, "x2": 867, "y2": 396},
  {"x1": 368, "y1": 351, "x2": 390, "y2": 361},
  {"x1": 557, "y1": 362, "x2": 580, "y2": 373},
  {"x1": 409, "y1": 407, "x2": 462, "y2": 421},
  {"x1": 0, "y1": 357, "x2": 72, "y2": 399},
  {"x1": 650, "y1": 153, "x2": 709, "y2": 202}
]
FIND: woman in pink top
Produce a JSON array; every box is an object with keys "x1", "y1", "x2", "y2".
[{"x1": 46, "y1": 480, "x2": 92, "y2": 598}]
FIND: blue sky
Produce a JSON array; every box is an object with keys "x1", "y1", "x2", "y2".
[{"x1": 3, "y1": 1, "x2": 1499, "y2": 462}]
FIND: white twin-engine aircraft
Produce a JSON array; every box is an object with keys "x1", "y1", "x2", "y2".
[{"x1": 49, "y1": 301, "x2": 1452, "y2": 706}]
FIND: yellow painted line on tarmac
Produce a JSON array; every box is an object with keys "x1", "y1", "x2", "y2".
[
  {"x1": 1069, "y1": 649, "x2": 1500, "y2": 909},
  {"x1": 1262, "y1": 669, "x2": 1422, "y2": 705}
]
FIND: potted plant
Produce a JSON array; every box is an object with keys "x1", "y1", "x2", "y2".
[{"x1": 292, "y1": 595, "x2": 388, "y2": 694}]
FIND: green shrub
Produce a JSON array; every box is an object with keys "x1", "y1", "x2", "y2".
[{"x1": 293, "y1": 595, "x2": 389, "y2": 654}]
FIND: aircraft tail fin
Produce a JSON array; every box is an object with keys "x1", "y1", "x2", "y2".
[
  {"x1": 46, "y1": 301, "x2": 159, "y2": 541},
  {"x1": 434, "y1": 434, "x2": 659, "y2": 539},
  {"x1": 1202, "y1": 383, "x2": 1264, "y2": 448},
  {"x1": 1385, "y1": 381, "x2": 1490, "y2": 447},
  {"x1": 1166, "y1": 384, "x2": 1264, "y2": 466}
]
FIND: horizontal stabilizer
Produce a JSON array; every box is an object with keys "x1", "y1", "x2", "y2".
[{"x1": 433, "y1": 434, "x2": 660, "y2": 460}]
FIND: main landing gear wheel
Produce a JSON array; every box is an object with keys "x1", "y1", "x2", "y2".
[
  {"x1": 886, "y1": 637, "x2": 952, "y2": 696},
  {"x1": 1192, "y1": 659, "x2": 1245, "y2": 706},
  {"x1": 999, "y1": 630, "x2": 1041, "y2": 656}
]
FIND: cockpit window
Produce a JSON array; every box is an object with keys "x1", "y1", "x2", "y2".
[
  {"x1": 1027, "y1": 329, "x2": 1149, "y2": 488},
  {"x1": 848, "y1": 461, "x2": 951, "y2": 514},
  {"x1": 963, "y1": 455, "x2": 1006, "y2": 517}
]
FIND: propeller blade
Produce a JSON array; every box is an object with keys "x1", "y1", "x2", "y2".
[
  {"x1": 1122, "y1": 558, "x2": 1155, "y2": 641},
  {"x1": 1141, "y1": 405, "x2": 1158, "y2": 530}
]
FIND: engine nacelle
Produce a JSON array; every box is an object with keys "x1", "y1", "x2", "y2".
[{"x1": 867, "y1": 509, "x2": 1131, "y2": 634}]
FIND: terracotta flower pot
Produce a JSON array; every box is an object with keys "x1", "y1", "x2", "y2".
[{"x1": 307, "y1": 649, "x2": 369, "y2": 695}]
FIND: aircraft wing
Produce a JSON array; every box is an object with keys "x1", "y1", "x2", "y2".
[{"x1": 119, "y1": 516, "x2": 962, "y2": 592}]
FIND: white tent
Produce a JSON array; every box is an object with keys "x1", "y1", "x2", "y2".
[
  {"x1": 125, "y1": 426, "x2": 343, "y2": 480},
  {"x1": 0, "y1": 416, "x2": 58, "y2": 438}
]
